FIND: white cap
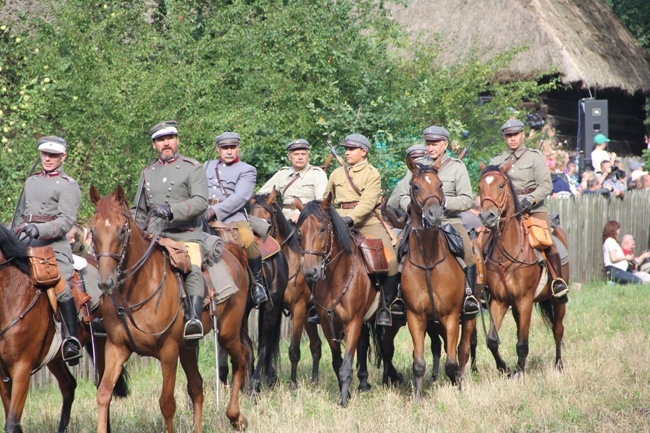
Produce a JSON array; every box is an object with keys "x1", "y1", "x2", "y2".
[
  {"x1": 151, "y1": 125, "x2": 178, "y2": 140},
  {"x1": 37, "y1": 136, "x2": 67, "y2": 154}
]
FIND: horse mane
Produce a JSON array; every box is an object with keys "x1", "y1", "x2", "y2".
[
  {"x1": 0, "y1": 225, "x2": 30, "y2": 275},
  {"x1": 480, "y1": 164, "x2": 523, "y2": 216},
  {"x1": 296, "y1": 201, "x2": 352, "y2": 254},
  {"x1": 252, "y1": 194, "x2": 301, "y2": 253},
  {"x1": 415, "y1": 163, "x2": 439, "y2": 176}
]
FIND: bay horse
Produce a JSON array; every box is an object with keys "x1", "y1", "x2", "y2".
[
  {"x1": 249, "y1": 190, "x2": 321, "y2": 388},
  {"x1": 0, "y1": 223, "x2": 128, "y2": 433},
  {"x1": 296, "y1": 198, "x2": 382, "y2": 407},
  {"x1": 89, "y1": 185, "x2": 250, "y2": 431},
  {"x1": 400, "y1": 160, "x2": 476, "y2": 398},
  {"x1": 478, "y1": 162, "x2": 567, "y2": 375}
]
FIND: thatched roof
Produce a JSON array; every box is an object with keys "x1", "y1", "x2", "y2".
[{"x1": 389, "y1": 0, "x2": 650, "y2": 94}]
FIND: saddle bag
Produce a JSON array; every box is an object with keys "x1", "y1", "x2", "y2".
[
  {"x1": 157, "y1": 238, "x2": 192, "y2": 274},
  {"x1": 355, "y1": 236, "x2": 389, "y2": 275},
  {"x1": 524, "y1": 216, "x2": 553, "y2": 250},
  {"x1": 441, "y1": 224, "x2": 465, "y2": 258},
  {"x1": 208, "y1": 220, "x2": 244, "y2": 247},
  {"x1": 26, "y1": 246, "x2": 61, "y2": 287}
]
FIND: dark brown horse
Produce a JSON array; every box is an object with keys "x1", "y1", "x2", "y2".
[
  {"x1": 89, "y1": 185, "x2": 250, "y2": 431},
  {"x1": 249, "y1": 190, "x2": 322, "y2": 387},
  {"x1": 0, "y1": 224, "x2": 128, "y2": 433},
  {"x1": 296, "y1": 198, "x2": 382, "y2": 407},
  {"x1": 478, "y1": 162, "x2": 567, "y2": 375},
  {"x1": 400, "y1": 160, "x2": 476, "y2": 398}
]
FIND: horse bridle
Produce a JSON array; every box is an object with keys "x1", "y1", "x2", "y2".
[
  {"x1": 299, "y1": 218, "x2": 340, "y2": 278},
  {"x1": 410, "y1": 173, "x2": 444, "y2": 226},
  {"x1": 479, "y1": 170, "x2": 521, "y2": 230}
]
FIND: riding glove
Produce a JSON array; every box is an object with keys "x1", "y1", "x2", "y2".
[
  {"x1": 203, "y1": 207, "x2": 216, "y2": 222},
  {"x1": 23, "y1": 224, "x2": 40, "y2": 239},
  {"x1": 153, "y1": 205, "x2": 173, "y2": 220},
  {"x1": 342, "y1": 216, "x2": 354, "y2": 227},
  {"x1": 520, "y1": 196, "x2": 536, "y2": 212}
]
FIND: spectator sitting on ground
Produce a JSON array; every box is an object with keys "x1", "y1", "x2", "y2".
[
  {"x1": 602, "y1": 220, "x2": 643, "y2": 284},
  {"x1": 620, "y1": 234, "x2": 650, "y2": 283},
  {"x1": 591, "y1": 133, "x2": 615, "y2": 175}
]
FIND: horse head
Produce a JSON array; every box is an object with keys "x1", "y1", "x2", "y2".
[
  {"x1": 407, "y1": 157, "x2": 445, "y2": 228},
  {"x1": 478, "y1": 160, "x2": 517, "y2": 229},
  {"x1": 89, "y1": 185, "x2": 133, "y2": 295},
  {"x1": 296, "y1": 196, "x2": 351, "y2": 283}
]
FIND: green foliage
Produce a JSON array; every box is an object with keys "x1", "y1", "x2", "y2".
[{"x1": 0, "y1": 0, "x2": 553, "y2": 223}]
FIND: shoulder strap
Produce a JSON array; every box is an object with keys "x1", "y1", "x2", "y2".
[
  {"x1": 343, "y1": 166, "x2": 362, "y2": 197},
  {"x1": 439, "y1": 158, "x2": 453, "y2": 172},
  {"x1": 214, "y1": 163, "x2": 229, "y2": 198},
  {"x1": 282, "y1": 173, "x2": 301, "y2": 196}
]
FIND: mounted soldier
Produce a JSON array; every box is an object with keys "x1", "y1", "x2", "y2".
[
  {"x1": 131, "y1": 120, "x2": 208, "y2": 343},
  {"x1": 257, "y1": 138, "x2": 328, "y2": 224},
  {"x1": 14, "y1": 136, "x2": 83, "y2": 365},
  {"x1": 202, "y1": 132, "x2": 269, "y2": 306},
  {"x1": 488, "y1": 118, "x2": 569, "y2": 300},
  {"x1": 390, "y1": 126, "x2": 480, "y2": 318}
]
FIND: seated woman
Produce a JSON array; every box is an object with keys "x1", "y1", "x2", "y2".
[{"x1": 602, "y1": 221, "x2": 643, "y2": 285}]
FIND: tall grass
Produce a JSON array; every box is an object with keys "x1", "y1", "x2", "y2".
[{"x1": 19, "y1": 282, "x2": 650, "y2": 432}]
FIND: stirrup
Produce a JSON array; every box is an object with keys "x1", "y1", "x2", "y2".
[
  {"x1": 184, "y1": 319, "x2": 204, "y2": 341},
  {"x1": 251, "y1": 283, "x2": 269, "y2": 305},
  {"x1": 551, "y1": 278, "x2": 569, "y2": 298},
  {"x1": 463, "y1": 295, "x2": 480, "y2": 318},
  {"x1": 306, "y1": 306, "x2": 320, "y2": 324},
  {"x1": 389, "y1": 298, "x2": 405, "y2": 316},
  {"x1": 376, "y1": 307, "x2": 392, "y2": 327},
  {"x1": 91, "y1": 318, "x2": 107, "y2": 338},
  {"x1": 62, "y1": 336, "x2": 82, "y2": 366}
]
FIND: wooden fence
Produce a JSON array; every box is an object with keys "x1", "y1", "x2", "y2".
[{"x1": 30, "y1": 189, "x2": 650, "y2": 388}]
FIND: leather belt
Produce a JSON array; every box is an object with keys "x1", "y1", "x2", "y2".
[
  {"x1": 338, "y1": 201, "x2": 359, "y2": 209},
  {"x1": 282, "y1": 204, "x2": 297, "y2": 210},
  {"x1": 208, "y1": 199, "x2": 221, "y2": 205},
  {"x1": 25, "y1": 215, "x2": 56, "y2": 223},
  {"x1": 515, "y1": 188, "x2": 536, "y2": 195}
]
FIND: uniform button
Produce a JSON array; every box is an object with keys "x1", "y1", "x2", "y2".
[
  {"x1": 146, "y1": 182, "x2": 150, "y2": 186},
  {"x1": 148, "y1": 195, "x2": 153, "y2": 198},
  {"x1": 176, "y1": 165, "x2": 180, "y2": 169},
  {"x1": 171, "y1": 181, "x2": 175, "y2": 185},
  {"x1": 165, "y1": 199, "x2": 169, "y2": 203},
  {"x1": 166, "y1": 194, "x2": 170, "y2": 198},
  {"x1": 151, "y1": 167, "x2": 155, "y2": 170},
  {"x1": 168, "y1": 187, "x2": 172, "y2": 191}
]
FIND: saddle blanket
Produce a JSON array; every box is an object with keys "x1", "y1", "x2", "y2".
[
  {"x1": 363, "y1": 291, "x2": 381, "y2": 323},
  {"x1": 205, "y1": 260, "x2": 239, "y2": 304},
  {"x1": 32, "y1": 320, "x2": 62, "y2": 375}
]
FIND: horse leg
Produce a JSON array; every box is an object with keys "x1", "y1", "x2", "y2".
[
  {"x1": 219, "y1": 325, "x2": 248, "y2": 430},
  {"x1": 426, "y1": 321, "x2": 442, "y2": 382},
  {"x1": 288, "y1": 300, "x2": 306, "y2": 389},
  {"x1": 406, "y1": 311, "x2": 428, "y2": 399},
  {"x1": 512, "y1": 300, "x2": 533, "y2": 376},
  {"x1": 218, "y1": 345, "x2": 229, "y2": 384},
  {"x1": 356, "y1": 323, "x2": 371, "y2": 392},
  {"x1": 457, "y1": 316, "x2": 477, "y2": 387},
  {"x1": 470, "y1": 326, "x2": 478, "y2": 373},
  {"x1": 46, "y1": 359, "x2": 77, "y2": 433},
  {"x1": 440, "y1": 314, "x2": 461, "y2": 387},
  {"x1": 381, "y1": 322, "x2": 403, "y2": 386},
  {"x1": 158, "y1": 347, "x2": 180, "y2": 433},
  {"x1": 486, "y1": 301, "x2": 510, "y2": 374},
  {"x1": 305, "y1": 321, "x2": 322, "y2": 385},
  {"x1": 0, "y1": 375, "x2": 10, "y2": 421},
  {"x1": 553, "y1": 301, "x2": 566, "y2": 371},
  {"x1": 3, "y1": 363, "x2": 31, "y2": 433},
  {"x1": 179, "y1": 347, "x2": 203, "y2": 433},
  {"x1": 338, "y1": 319, "x2": 362, "y2": 407},
  {"x1": 320, "y1": 321, "x2": 343, "y2": 392},
  {"x1": 97, "y1": 344, "x2": 130, "y2": 433}
]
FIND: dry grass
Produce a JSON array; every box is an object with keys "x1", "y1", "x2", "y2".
[{"x1": 18, "y1": 282, "x2": 650, "y2": 432}]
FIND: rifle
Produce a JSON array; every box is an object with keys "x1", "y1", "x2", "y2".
[
  {"x1": 325, "y1": 140, "x2": 398, "y2": 247},
  {"x1": 457, "y1": 137, "x2": 475, "y2": 161},
  {"x1": 320, "y1": 153, "x2": 334, "y2": 171}
]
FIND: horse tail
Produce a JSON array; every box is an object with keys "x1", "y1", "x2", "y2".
[
  {"x1": 369, "y1": 321, "x2": 384, "y2": 369},
  {"x1": 113, "y1": 367, "x2": 130, "y2": 399},
  {"x1": 260, "y1": 297, "x2": 284, "y2": 379},
  {"x1": 536, "y1": 298, "x2": 555, "y2": 330}
]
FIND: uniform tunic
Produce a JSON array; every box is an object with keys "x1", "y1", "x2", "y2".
[
  {"x1": 15, "y1": 169, "x2": 81, "y2": 298},
  {"x1": 204, "y1": 159, "x2": 256, "y2": 223},
  {"x1": 489, "y1": 146, "x2": 553, "y2": 215},
  {"x1": 324, "y1": 160, "x2": 397, "y2": 275},
  {"x1": 258, "y1": 164, "x2": 327, "y2": 220}
]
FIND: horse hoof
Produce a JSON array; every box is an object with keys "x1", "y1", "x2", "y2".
[
  {"x1": 231, "y1": 415, "x2": 248, "y2": 431},
  {"x1": 358, "y1": 383, "x2": 372, "y2": 392}
]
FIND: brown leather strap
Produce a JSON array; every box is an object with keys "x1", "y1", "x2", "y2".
[
  {"x1": 282, "y1": 173, "x2": 301, "y2": 196},
  {"x1": 343, "y1": 166, "x2": 362, "y2": 196},
  {"x1": 515, "y1": 188, "x2": 536, "y2": 195},
  {"x1": 338, "y1": 201, "x2": 359, "y2": 209},
  {"x1": 214, "y1": 164, "x2": 229, "y2": 198},
  {"x1": 208, "y1": 198, "x2": 221, "y2": 205},
  {"x1": 282, "y1": 203, "x2": 297, "y2": 210},
  {"x1": 25, "y1": 215, "x2": 56, "y2": 223}
]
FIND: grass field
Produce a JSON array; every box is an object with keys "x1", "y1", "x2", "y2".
[{"x1": 19, "y1": 281, "x2": 650, "y2": 432}]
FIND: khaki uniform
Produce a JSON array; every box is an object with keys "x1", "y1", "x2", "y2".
[
  {"x1": 325, "y1": 160, "x2": 397, "y2": 275},
  {"x1": 132, "y1": 154, "x2": 208, "y2": 297},
  {"x1": 391, "y1": 154, "x2": 475, "y2": 266},
  {"x1": 258, "y1": 164, "x2": 328, "y2": 221},
  {"x1": 489, "y1": 146, "x2": 552, "y2": 215},
  {"x1": 15, "y1": 169, "x2": 81, "y2": 301}
]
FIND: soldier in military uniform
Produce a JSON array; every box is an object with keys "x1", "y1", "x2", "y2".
[
  {"x1": 489, "y1": 119, "x2": 568, "y2": 299},
  {"x1": 392, "y1": 126, "x2": 480, "y2": 317},
  {"x1": 131, "y1": 121, "x2": 208, "y2": 342},
  {"x1": 324, "y1": 133, "x2": 401, "y2": 326},
  {"x1": 258, "y1": 139, "x2": 328, "y2": 223},
  {"x1": 14, "y1": 136, "x2": 83, "y2": 365},
  {"x1": 202, "y1": 132, "x2": 268, "y2": 305}
]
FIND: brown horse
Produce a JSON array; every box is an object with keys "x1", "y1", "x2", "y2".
[
  {"x1": 400, "y1": 160, "x2": 476, "y2": 398},
  {"x1": 0, "y1": 224, "x2": 128, "y2": 433},
  {"x1": 478, "y1": 162, "x2": 567, "y2": 375},
  {"x1": 296, "y1": 198, "x2": 382, "y2": 407},
  {"x1": 89, "y1": 185, "x2": 250, "y2": 431},
  {"x1": 249, "y1": 190, "x2": 322, "y2": 387}
]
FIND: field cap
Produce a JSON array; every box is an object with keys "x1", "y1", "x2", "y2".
[
  {"x1": 215, "y1": 132, "x2": 241, "y2": 147},
  {"x1": 630, "y1": 161, "x2": 645, "y2": 171},
  {"x1": 500, "y1": 119, "x2": 525, "y2": 134},
  {"x1": 423, "y1": 126, "x2": 450, "y2": 141},
  {"x1": 342, "y1": 134, "x2": 371, "y2": 152},
  {"x1": 286, "y1": 138, "x2": 310, "y2": 151},
  {"x1": 37, "y1": 136, "x2": 67, "y2": 154},
  {"x1": 594, "y1": 133, "x2": 610, "y2": 145},
  {"x1": 406, "y1": 144, "x2": 427, "y2": 158},
  {"x1": 149, "y1": 120, "x2": 178, "y2": 140}
]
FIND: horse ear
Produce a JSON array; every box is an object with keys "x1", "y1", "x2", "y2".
[
  {"x1": 479, "y1": 161, "x2": 486, "y2": 172},
  {"x1": 321, "y1": 193, "x2": 332, "y2": 210},
  {"x1": 89, "y1": 185, "x2": 101, "y2": 205},
  {"x1": 501, "y1": 159, "x2": 514, "y2": 173},
  {"x1": 115, "y1": 185, "x2": 128, "y2": 205},
  {"x1": 267, "y1": 187, "x2": 277, "y2": 205},
  {"x1": 294, "y1": 197, "x2": 304, "y2": 211}
]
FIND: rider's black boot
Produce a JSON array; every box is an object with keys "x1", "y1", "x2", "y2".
[
  {"x1": 59, "y1": 298, "x2": 82, "y2": 366},
  {"x1": 547, "y1": 253, "x2": 569, "y2": 302},
  {"x1": 463, "y1": 265, "x2": 480, "y2": 319},
  {"x1": 377, "y1": 274, "x2": 403, "y2": 327},
  {"x1": 249, "y1": 256, "x2": 269, "y2": 305},
  {"x1": 184, "y1": 295, "x2": 204, "y2": 341}
]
